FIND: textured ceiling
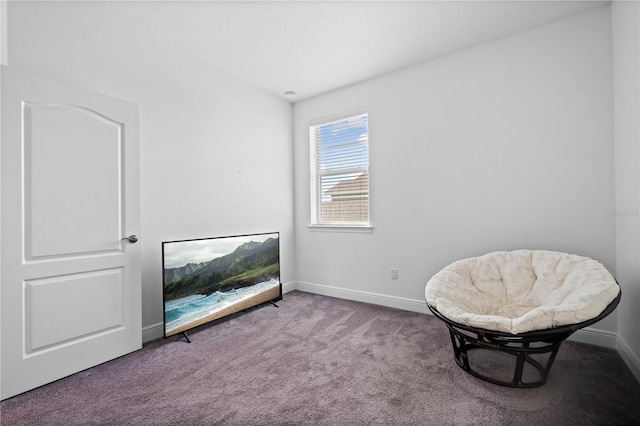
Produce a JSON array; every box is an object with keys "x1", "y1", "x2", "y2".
[{"x1": 98, "y1": 1, "x2": 609, "y2": 102}]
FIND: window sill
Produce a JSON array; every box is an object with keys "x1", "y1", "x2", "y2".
[{"x1": 308, "y1": 224, "x2": 373, "y2": 233}]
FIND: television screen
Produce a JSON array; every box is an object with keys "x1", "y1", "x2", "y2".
[{"x1": 162, "y1": 232, "x2": 281, "y2": 338}]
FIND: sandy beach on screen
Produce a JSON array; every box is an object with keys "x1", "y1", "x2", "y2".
[{"x1": 166, "y1": 285, "x2": 281, "y2": 337}]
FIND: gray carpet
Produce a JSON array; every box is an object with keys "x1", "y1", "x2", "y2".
[{"x1": 2, "y1": 290, "x2": 639, "y2": 425}]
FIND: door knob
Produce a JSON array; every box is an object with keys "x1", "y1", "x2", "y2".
[{"x1": 122, "y1": 235, "x2": 138, "y2": 243}]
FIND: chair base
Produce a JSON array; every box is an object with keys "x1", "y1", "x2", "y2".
[
  {"x1": 427, "y1": 290, "x2": 621, "y2": 388},
  {"x1": 445, "y1": 323, "x2": 568, "y2": 388}
]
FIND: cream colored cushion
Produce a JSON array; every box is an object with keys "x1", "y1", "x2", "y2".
[{"x1": 425, "y1": 250, "x2": 619, "y2": 334}]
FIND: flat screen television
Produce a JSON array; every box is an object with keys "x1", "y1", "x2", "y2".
[{"x1": 162, "y1": 232, "x2": 281, "y2": 338}]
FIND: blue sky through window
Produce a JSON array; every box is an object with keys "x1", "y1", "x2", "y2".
[
  {"x1": 318, "y1": 114, "x2": 369, "y2": 199},
  {"x1": 319, "y1": 115, "x2": 368, "y2": 171}
]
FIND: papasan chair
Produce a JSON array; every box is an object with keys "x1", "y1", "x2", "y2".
[{"x1": 425, "y1": 250, "x2": 620, "y2": 388}]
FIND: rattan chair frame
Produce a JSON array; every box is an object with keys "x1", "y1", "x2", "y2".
[{"x1": 427, "y1": 288, "x2": 621, "y2": 388}]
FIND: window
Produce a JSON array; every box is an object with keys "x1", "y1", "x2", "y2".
[{"x1": 310, "y1": 112, "x2": 370, "y2": 228}]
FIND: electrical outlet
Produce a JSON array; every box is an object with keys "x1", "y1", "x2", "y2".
[{"x1": 391, "y1": 268, "x2": 398, "y2": 279}]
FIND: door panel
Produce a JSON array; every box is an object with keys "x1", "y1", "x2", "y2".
[
  {"x1": 1, "y1": 66, "x2": 141, "y2": 400},
  {"x1": 24, "y1": 102, "x2": 123, "y2": 259},
  {"x1": 25, "y1": 268, "x2": 124, "y2": 354}
]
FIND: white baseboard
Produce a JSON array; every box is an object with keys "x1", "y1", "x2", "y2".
[
  {"x1": 282, "y1": 281, "x2": 298, "y2": 295},
  {"x1": 568, "y1": 326, "x2": 618, "y2": 349},
  {"x1": 290, "y1": 281, "x2": 431, "y2": 314},
  {"x1": 142, "y1": 322, "x2": 164, "y2": 343},
  {"x1": 616, "y1": 334, "x2": 640, "y2": 384}
]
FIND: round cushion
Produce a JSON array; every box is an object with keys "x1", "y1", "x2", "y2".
[{"x1": 425, "y1": 250, "x2": 620, "y2": 334}]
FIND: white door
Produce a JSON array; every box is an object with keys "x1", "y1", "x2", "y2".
[{"x1": 0, "y1": 66, "x2": 141, "y2": 400}]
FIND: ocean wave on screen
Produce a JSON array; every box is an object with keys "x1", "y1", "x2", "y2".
[{"x1": 164, "y1": 279, "x2": 279, "y2": 333}]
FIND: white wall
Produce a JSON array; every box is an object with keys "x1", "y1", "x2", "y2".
[
  {"x1": 5, "y1": 1, "x2": 295, "y2": 339},
  {"x1": 293, "y1": 7, "x2": 618, "y2": 333},
  {"x1": 612, "y1": 0, "x2": 640, "y2": 381},
  {"x1": 0, "y1": 1, "x2": 6, "y2": 66}
]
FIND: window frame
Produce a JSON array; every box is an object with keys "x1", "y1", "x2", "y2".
[{"x1": 308, "y1": 109, "x2": 372, "y2": 233}]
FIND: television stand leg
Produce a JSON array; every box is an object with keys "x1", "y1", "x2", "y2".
[
  {"x1": 183, "y1": 331, "x2": 192, "y2": 343},
  {"x1": 269, "y1": 301, "x2": 279, "y2": 308}
]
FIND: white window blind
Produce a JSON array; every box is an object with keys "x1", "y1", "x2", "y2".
[{"x1": 310, "y1": 112, "x2": 369, "y2": 226}]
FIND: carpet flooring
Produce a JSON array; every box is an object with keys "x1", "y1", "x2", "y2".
[{"x1": 1, "y1": 290, "x2": 639, "y2": 425}]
